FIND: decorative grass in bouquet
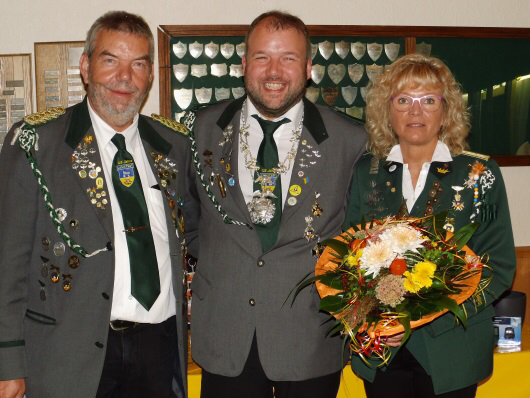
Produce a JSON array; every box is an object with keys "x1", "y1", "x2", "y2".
[{"x1": 293, "y1": 211, "x2": 491, "y2": 365}]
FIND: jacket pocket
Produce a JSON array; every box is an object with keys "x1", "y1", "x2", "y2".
[{"x1": 26, "y1": 309, "x2": 56, "y2": 325}]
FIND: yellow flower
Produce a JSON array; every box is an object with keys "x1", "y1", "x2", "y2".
[
  {"x1": 403, "y1": 261, "x2": 437, "y2": 293},
  {"x1": 346, "y1": 249, "x2": 363, "y2": 266}
]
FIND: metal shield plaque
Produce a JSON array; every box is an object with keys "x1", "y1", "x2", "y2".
[
  {"x1": 305, "y1": 87, "x2": 319, "y2": 103},
  {"x1": 328, "y1": 64, "x2": 346, "y2": 84},
  {"x1": 173, "y1": 42, "x2": 187, "y2": 59},
  {"x1": 351, "y1": 42, "x2": 366, "y2": 60},
  {"x1": 211, "y1": 63, "x2": 228, "y2": 77},
  {"x1": 335, "y1": 41, "x2": 350, "y2": 59},
  {"x1": 191, "y1": 64, "x2": 208, "y2": 78},
  {"x1": 385, "y1": 43, "x2": 400, "y2": 62},
  {"x1": 174, "y1": 88, "x2": 193, "y2": 110},
  {"x1": 195, "y1": 87, "x2": 212, "y2": 104},
  {"x1": 189, "y1": 41, "x2": 204, "y2": 59},
  {"x1": 367, "y1": 43, "x2": 383, "y2": 61},
  {"x1": 318, "y1": 41, "x2": 334, "y2": 60},
  {"x1": 229, "y1": 64, "x2": 243, "y2": 78},
  {"x1": 311, "y1": 64, "x2": 325, "y2": 84},
  {"x1": 321, "y1": 87, "x2": 338, "y2": 106},
  {"x1": 366, "y1": 64, "x2": 384, "y2": 82},
  {"x1": 175, "y1": 111, "x2": 186, "y2": 123},
  {"x1": 341, "y1": 86, "x2": 358, "y2": 105},
  {"x1": 205, "y1": 42, "x2": 219, "y2": 59},
  {"x1": 173, "y1": 64, "x2": 189, "y2": 83},
  {"x1": 311, "y1": 43, "x2": 318, "y2": 60},
  {"x1": 360, "y1": 86, "x2": 368, "y2": 101},
  {"x1": 215, "y1": 87, "x2": 230, "y2": 101},
  {"x1": 346, "y1": 106, "x2": 364, "y2": 119},
  {"x1": 232, "y1": 87, "x2": 245, "y2": 99},
  {"x1": 348, "y1": 64, "x2": 364, "y2": 84},
  {"x1": 221, "y1": 43, "x2": 235, "y2": 59},
  {"x1": 416, "y1": 42, "x2": 432, "y2": 56},
  {"x1": 236, "y1": 43, "x2": 246, "y2": 58}
]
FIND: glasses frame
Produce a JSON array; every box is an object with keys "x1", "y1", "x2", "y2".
[{"x1": 390, "y1": 94, "x2": 445, "y2": 112}]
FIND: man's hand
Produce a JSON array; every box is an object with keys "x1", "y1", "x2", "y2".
[
  {"x1": 384, "y1": 331, "x2": 405, "y2": 347},
  {"x1": 0, "y1": 379, "x2": 25, "y2": 398}
]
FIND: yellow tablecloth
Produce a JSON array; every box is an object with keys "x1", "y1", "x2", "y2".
[{"x1": 188, "y1": 325, "x2": 530, "y2": 397}]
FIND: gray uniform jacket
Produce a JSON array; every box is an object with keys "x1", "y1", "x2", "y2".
[
  {"x1": 187, "y1": 97, "x2": 367, "y2": 381},
  {"x1": 0, "y1": 99, "x2": 190, "y2": 398}
]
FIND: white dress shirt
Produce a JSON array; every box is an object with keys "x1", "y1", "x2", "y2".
[
  {"x1": 386, "y1": 141, "x2": 453, "y2": 212},
  {"x1": 87, "y1": 101, "x2": 175, "y2": 323},
  {"x1": 238, "y1": 99, "x2": 304, "y2": 208}
]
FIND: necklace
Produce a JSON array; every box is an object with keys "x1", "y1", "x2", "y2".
[{"x1": 239, "y1": 100, "x2": 303, "y2": 224}]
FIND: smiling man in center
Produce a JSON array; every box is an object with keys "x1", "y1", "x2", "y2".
[{"x1": 186, "y1": 10, "x2": 367, "y2": 398}]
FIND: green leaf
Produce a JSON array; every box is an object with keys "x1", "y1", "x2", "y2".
[
  {"x1": 350, "y1": 221, "x2": 360, "y2": 232},
  {"x1": 320, "y1": 294, "x2": 349, "y2": 313},
  {"x1": 361, "y1": 214, "x2": 366, "y2": 231},
  {"x1": 326, "y1": 320, "x2": 345, "y2": 337},
  {"x1": 284, "y1": 271, "x2": 317, "y2": 307},
  {"x1": 432, "y1": 296, "x2": 467, "y2": 328},
  {"x1": 321, "y1": 239, "x2": 349, "y2": 258},
  {"x1": 449, "y1": 222, "x2": 480, "y2": 250},
  {"x1": 398, "y1": 311, "x2": 412, "y2": 344},
  {"x1": 319, "y1": 273, "x2": 345, "y2": 290},
  {"x1": 433, "y1": 210, "x2": 449, "y2": 235}
]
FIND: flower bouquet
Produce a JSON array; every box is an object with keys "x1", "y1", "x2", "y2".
[{"x1": 293, "y1": 211, "x2": 490, "y2": 365}]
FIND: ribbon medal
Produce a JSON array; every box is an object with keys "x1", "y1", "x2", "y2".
[{"x1": 116, "y1": 160, "x2": 135, "y2": 187}]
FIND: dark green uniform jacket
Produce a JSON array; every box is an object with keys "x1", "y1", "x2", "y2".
[{"x1": 344, "y1": 152, "x2": 516, "y2": 395}]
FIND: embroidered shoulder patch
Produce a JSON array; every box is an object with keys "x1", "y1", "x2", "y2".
[
  {"x1": 461, "y1": 150, "x2": 490, "y2": 161},
  {"x1": 24, "y1": 107, "x2": 65, "y2": 126},
  {"x1": 151, "y1": 114, "x2": 189, "y2": 136}
]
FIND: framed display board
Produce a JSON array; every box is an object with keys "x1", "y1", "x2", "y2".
[
  {"x1": 0, "y1": 53, "x2": 32, "y2": 149},
  {"x1": 35, "y1": 41, "x2": 86, "y2": 111},
  {"x1": 158, "y1": 25, "x2": 530, "y2": 166}
]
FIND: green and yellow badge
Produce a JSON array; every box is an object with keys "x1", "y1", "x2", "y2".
[{"x1": 116, "y1": 160, "x2": 135, "y2": 187}]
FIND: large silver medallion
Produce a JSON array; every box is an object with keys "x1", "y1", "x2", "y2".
[
  {"x1": 311, "y1": 64, "x2": 325, "y2": 84},
  {"x1": 367, "y1": 43, "x2": 383, "y2": 61},
  {"x1": 305, "y1": 87, "x2": 320, "y2": 103},
  {"x1": 195, "y1": 87, "x2": 212, "y2": 104},
  {"x1": 189, "y1": 41, "x2": 204, "y2": 59},
  {"x1": 384, "y1": 43, "x2": 400, "y2": 62},
  {"x1": 211, "y1": 63, "x2": 228, "y2": 77},
  {"x1": 205, "y1": 41, "x2": 219, "y2": 59},
  {"x1": 318, "y1": 41, "x2": 334, "y2": 60},
  {"x1": 191, "y1": 64, "x2": 208, "y2": 78},
  {"x1": 173, "y1": 42, "x2": 187, "y2": 59},
  {"x1": 335, "y1": 41, "x2": 350, "y2": 59},
  {"x1": 341, "y1": 86, "x2": 357, "y2": 105},
  {"x1": 229, "y1": 64, "x2": 244, "y2": 78},
  {"x1": 328, "y1": 64, "x2": 346, "y2": 84},
  {"x1": 351, "y1": 42, "x2": 366, "y2": 60},
  {"x1": 348, "y1": 64, "x2": 364, "y2": 84},
  {"x1": 248, "y1": 190, "x2": 277, "y2": 224},
  {"x1": 215, "y1": 87, "x2": 230, "y2": 101},
  {"x1": 174, "y1": 88, "x2": 193, "y2": 110},
  {"x1": 173, "y1": 64, "x2": 189, "y2": 83},
  {"x1": 366, "y1": 64, "x2": 384, "y2": 81},
  {"x1": 221, "y1": 43, "x2": 235, "y2": 59}
]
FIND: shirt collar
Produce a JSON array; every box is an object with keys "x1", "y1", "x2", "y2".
[
  {"x1": 386, "y1": 140, "x2": 453, "y2": 164},
  {"x1": 245, "y1": 98, "x2": 304, "y2": 129},
  {"x1": 87, "y1": 98, "x2": 139, "y2": 148}
]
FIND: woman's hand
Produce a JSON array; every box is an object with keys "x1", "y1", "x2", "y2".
[{"x1": 384, "y1": 331, "x2": 405, "y2": 347}]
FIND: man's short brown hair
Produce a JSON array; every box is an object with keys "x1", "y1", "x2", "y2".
[{"x1": 245, "y1": 11, "x2": 311, "y2": 60}]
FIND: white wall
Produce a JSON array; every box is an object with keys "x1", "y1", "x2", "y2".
[{"x1": 1, "y1": 0, "x2": 529, "y2": 245}]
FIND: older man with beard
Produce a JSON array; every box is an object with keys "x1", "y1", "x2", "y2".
[
  {"x1": 0, "y1": 11, "x2": 190, "y2": 398},
  {"x1": 185, "y1": 10, "x2": 367, "y2": 398}
]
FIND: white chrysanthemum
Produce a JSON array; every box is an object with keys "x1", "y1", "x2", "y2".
[
  {"x1": 359, "y1": 240, "x2": 396, "y2": 277},
  {"x1": 380, "y1": 225, "x2": 424, "y2": 256}
]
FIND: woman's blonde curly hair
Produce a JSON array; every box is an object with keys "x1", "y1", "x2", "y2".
[{"x1": 365, "y1": 53, "x2": 470, "y2": 159}]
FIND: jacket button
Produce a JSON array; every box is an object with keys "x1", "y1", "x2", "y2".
[
  {"x1": 249, "y1": 299, "x2": 255, "y2": 306},
  {"x1": 257, "y1": 259, "x2": 265, "y2": 267},
  {"x1": 102, "y1": 292, "x2": 110, "y2": 300},
  {"x1": 95, "y1": 341, "x2": 104, "y2": 348}
]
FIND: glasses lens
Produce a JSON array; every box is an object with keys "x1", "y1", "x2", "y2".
[
  {"x1": 392, "y1": 95, "x2": 412, "y2": 111},
  {"x1": 420, "y1": 96, "x2": 441, "y2": 111}
]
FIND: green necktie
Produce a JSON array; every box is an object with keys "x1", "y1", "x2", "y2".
[
  {"x1": 251, "y1": 115, "x2": 290, "y2": 252},
  {"x1": 111, "y1": 133, "x2": 160, "y2": 311}
]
